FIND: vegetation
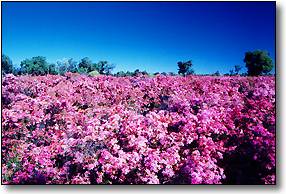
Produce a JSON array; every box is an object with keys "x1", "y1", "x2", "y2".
[
  {"x1": 244, "y1": 50, "x2": 274, "y2": 76},
  {"x1": 2, "y1": 54, "x2": 13, "y2": 75},
  {"x1": 177, "y1": 60, "x2": 194, "y2": 76},
  {"x1": 2, "y1": 50, "x2": 274, "y2": 77},
  {"x1": 20, "y1": 56, "x2": 49, "y2": 76}
]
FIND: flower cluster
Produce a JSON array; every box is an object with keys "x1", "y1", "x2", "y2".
[{"x1": 2, "y1": 73, "x2": 275, "y2": 184}]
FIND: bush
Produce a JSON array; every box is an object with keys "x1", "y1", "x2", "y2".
[
  {"x1": 88, "y1": 70, "x2": 100, "y2": 77},
  {"x1": 2, "y1": 75, "x2": 275, "y2": 184}
]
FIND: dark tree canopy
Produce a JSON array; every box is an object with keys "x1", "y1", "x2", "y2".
[
  {"x1": 66, "y1": 58, "x2": 78, "y2": 73},
  {"x1": 213, "y1": 71, "x2": 220, "y2": 76},
  {"x1": 78, "y1": 57, "x2": 93, "y2": 72},
  {"x1": 94, "y1": 61, "x2": 115, "y2": 75},
  {"x1": 244, "y1": 50, "x2": 273, "y2": 76},
  {"x1": 20, "y1": 56, "x2": 49, "y2": 75},
  {"x1": 48, "y1": 63, "x2": 58, "y2": 75},
  {"x1": 177, "y1": 60, "x2": 194, "y2": 76},
  {"x1": 2, "y1": 54, "x2": 13, "y2": 74}
]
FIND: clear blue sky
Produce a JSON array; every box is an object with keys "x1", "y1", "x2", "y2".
[{"x1": 2, "y1": 2, "x2": 275, "y2": 74}]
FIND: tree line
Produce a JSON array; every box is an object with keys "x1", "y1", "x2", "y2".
[{"x1": 2, "y1": 50, "x2": 274, "y2": 77}]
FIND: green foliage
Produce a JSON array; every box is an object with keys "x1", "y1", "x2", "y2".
[
  {"x1": 56, "y1": 58, "x2": 78, "y2": 75},
  {"x1": 2, "y1": 54, "x2": 13, "y2": 74},
  {"x1": 66, "y1": 58, "x2": 78, "y2": 73},
  {"x1": 57, "y1": 58, "x2": 78, "y2": 75},
  {"x1": 48, "y1": 63, "x2": 58, "y2": 75},
  {"x1": 133, "y1": 69, "x2": 148, "y2": 76},
  {"x1": 244, "y1": 50, "x2": 273, "y2": 76},
  {"x1": 78, "y1": 57, "x2": 93, "y2": 72},
  {"x1": 20, "y1": 56, "x2": 49, "y2": 75},
  {"x1": 78, "y1": 67, "x2": 89, "y2": 74},
  {"x1": 12, "y1": 67, "x2": 21, "y2": 76},
  {"x1": 93, "y1": 61, "x2": 115, "y2": 75},
  {"x1": 115, "y1": 71, "x2": 127, "y2": 77},
  {"x1": 178, "y1": 60, "x2": 194, "y2": 76}
]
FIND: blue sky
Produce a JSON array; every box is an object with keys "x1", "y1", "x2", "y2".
[{"x1": 2, "y1": 2, "x2": 275, "y2": 74}]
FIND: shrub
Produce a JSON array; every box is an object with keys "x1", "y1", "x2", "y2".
[{"x1": 2, "y1": 75, "x2": 275, "y2": 184}]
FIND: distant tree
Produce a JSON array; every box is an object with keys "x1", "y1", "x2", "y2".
[
  {"x1": 154, "y1": 72, "x2": 160, "y2": 76},
  {"x1": 93, "y1": 61, "x2": 115, "y2": 75},
  {"x1": 244, "y1": 50, "x2": 273, "y2": 76},
  {"x1": 48, "y1": 63, "x2": 58, "y2": 75},
  {"x1": 229, "y1": 69, "x2": 235, "y2": 76},
  {"x1": 57, "y1": 60, "x2": 67, "y2": 75},
  {"x1": 20, "y1": 56, "x2": 49, "y2": 75},
  {"x1": 116, "y1": 71, "x2": 126, "y2": 77},
  {"x1": 56, "y1": 58, "x2": 78, "y2": 75},
  {"x1": 141, "y1": 70, "x2": 148, "y2": 76},
  {"x1": 2, "y1": 54, "x2": 13, "y2": 74},
  {"x1": 234, "y1": 65, "x2": 242, "y2": 75},
  {"x1": 168, "y1": 72, "x2": 176, "y2": 76},
  {"x1": 125, "y1": 71, "x2": 133, "y2": 76},
  {"x1": 213, "y1": 71, "x2": 220, "y2": 76},
  {"x1": 78, "y1": 67, "x2": 89, "y2": 75},
  {"x1": 78, "y1": 57, "x2": 93, "y2": 72},
  {"x1": 178, "y1": 60, "x2": 194, "y2": 76},
  {"x1": 66, "y1": 58, "x2": 78, "y2": 73},
  {"x1": 12, "y1": 66, "x2": 21, "y2": 76},
  {"x1": 161, "y1": 72, "x2": 167, "y2": 76},
  {"x1": 134, "y1": 69, "x2": 140, "y2": 76}
]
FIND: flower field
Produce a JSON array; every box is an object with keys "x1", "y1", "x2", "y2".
[{"x1": 1, "y1": 73, "x2": 275, "y2": 184}]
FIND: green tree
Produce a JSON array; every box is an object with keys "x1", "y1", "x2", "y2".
[
  {"x1": 177, "y1": 60, "x2": 194, "y2": 76},
  {"x1": 78, "y1": 57, "x2": 93, "y2": 72},
  {"x1": 134, "y1": 69, "x2": 140, "y2": 76},
  {"x1": 48, "y1": 63, "x2": 58, "y2": 75},
  {"x1": 244, "y1": 50, "x2": 273, "y2": 76},
  {"x1": 78, "y1": 67, "x2": 89, "y2": 75},
  {"x1": 93, "y1": 61, "x2": 115, "y2": 75},
  {"x1": 115, "y1": 71, "x2": 126, "y2": 77},
  {"x1": 56, "y1": 58, "x2": 78, "y2": 75},
  {"x1": 2, "y1": 54, "x2": 13, "y2": 74},
  {"x1": 20, "y1": 56, "x2": 49, "y2": 75},
  {"x1": 12, "y1": 67, "x2": 21, "y2": 75},
  {"x1": 66, "y1": 58, "x2": 78, "y2": 73}
]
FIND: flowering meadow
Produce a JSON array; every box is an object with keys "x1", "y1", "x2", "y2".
[{"x1": 1, "y1": 73, "x2": 275, "y2": 184}]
